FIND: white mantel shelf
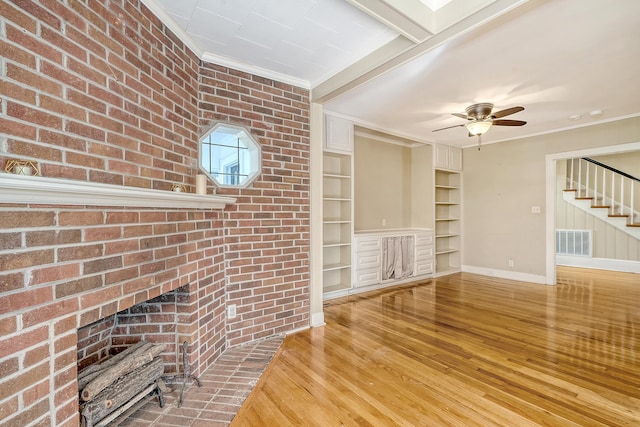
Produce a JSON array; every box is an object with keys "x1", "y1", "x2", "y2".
[{"x1": 0, "y1": 173, "x2": 236, "y2": 209}]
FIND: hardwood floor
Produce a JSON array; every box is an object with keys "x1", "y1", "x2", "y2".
[{"x1": 231, "y1": 267, "x2": 640, "y2": 426}]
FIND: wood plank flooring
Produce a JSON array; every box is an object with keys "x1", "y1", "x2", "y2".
[{"x1": 231, "y1": 267, "x2": 640, "y2": 426}]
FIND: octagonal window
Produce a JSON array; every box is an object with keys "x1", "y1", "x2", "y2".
[{"x1": 199, "y1": 123, "x2": 261, "y2": 188}]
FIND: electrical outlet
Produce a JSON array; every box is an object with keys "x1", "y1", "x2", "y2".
[
  {"x1": 508, "y1": 259, "x2": 514, "y2": 268},
  {"x1": 227, "y1": 304, "x2": 236, "y2": 319},
  {"x1": 382, "y1": 218, "x2": 387, "y2": 226},
  {"x1": 531, "y1": 206, "x2": 541, "y2": 214}
]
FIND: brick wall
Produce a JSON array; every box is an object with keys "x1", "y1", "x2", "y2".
[
  {"x1": 199, "y1": 64, "x2": 311, "y2": 346},
  {"x1": 0, "y1": 1, "x2": 310, "y2": 426},
  {"x1": 77, "y1": 314, "x2": 116, "y2": 371}
]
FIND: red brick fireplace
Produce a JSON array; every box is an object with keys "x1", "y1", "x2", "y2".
[{"x1": 0, "y1": 1, "x2": 310, "y2": 425}]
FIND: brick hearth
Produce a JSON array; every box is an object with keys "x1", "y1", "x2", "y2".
[{"x1": 120, "y1": 335, "x2": 283, "y2": 427}]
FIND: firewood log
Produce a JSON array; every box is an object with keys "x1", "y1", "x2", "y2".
[
  {"x1": 78, "y1": 341, "x2": 149, "y2": 379},
  {"x1": 80, "y1": 343, "x2": 165, "y2": 401}
]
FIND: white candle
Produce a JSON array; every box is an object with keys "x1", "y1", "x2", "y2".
[
  {"x1": 14, "y1": 164, "x2": 33, "y2": 175},
  {"x1": 196, "y1": 174, "x2": 207, "y2": 195}
]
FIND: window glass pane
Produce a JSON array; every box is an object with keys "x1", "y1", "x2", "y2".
[
  {"x1": 201, "y1": 142, "x2": 211, "y2": 172},
  {"x1": 210, "y1": 131, "x2": 239, "y2": 148},
  {"x1": 208, "y1": 145, "x2": 238, "y2": 174}
]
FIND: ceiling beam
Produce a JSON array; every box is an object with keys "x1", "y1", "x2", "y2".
[
  {"x1": 345, "y1": 0, "x2": 435, "y2": 43},
  {"x1": 312, "y1": 0, "x2": 529, "y2": 103},
  {"x1": 310, "y1": 35, "x2": 414, "y2": 96}
]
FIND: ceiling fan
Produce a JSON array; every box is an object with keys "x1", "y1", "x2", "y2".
[{"x1": 433, "y1": 103, "x2": 526, "y2": 149}]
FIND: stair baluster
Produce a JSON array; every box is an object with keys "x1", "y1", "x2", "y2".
[
  {"x1": 586, "y1": 162, "x2": 590, "y2": 199},
  {"x1": 629, "y1": 180, "x2": 636, "y2": 224},
  {"x1": 593, "y1": 165, "x2": 598, "y2": 205},
  {"x1": 578, "y1": 160, "x2": 582, "y2": 196},
  {"x1": 621, "y1": 178, "x2": 625, "y2": 217},
  {"x1": 611, "y1": 170, "x2": 615, "y2": 214},
  {"x1": 568, "y1": 158, "x2": 574, "y2": 189},
  {"x1": 601, "y1": 165, "x2": 606, "y2": 206}
]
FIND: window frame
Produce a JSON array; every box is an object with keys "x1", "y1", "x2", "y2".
[{"x1": 198, "y1": 123, "x2": 262, "y2": 189}]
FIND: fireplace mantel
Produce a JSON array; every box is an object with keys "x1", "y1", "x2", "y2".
[{"x1": 0, "y1": 173, "x2": 235, "y2": 209}]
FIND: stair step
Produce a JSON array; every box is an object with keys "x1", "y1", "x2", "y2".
[{"x1": 562, "y1": 188, "x2": 639, "y2": 240}]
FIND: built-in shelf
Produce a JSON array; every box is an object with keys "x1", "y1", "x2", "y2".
[
  {"x1": 436, "y1": 248, "x2": 458, "y2": 255},
  {"x1": 323, "y1": 173, "x2": 350, "y2": 179},
  {"x1": 0, "y1": 173, "x2": 236, "y2": 209},
  {"x1": 323, "y1": 242, "x2": 351, "y2": 248},
  {"x1": 323, "y1": 263, "x2": 351, "y2": 272},
  {"x1": 323, "y1": 151, "x2": 353, "y2": 293},
  {"x1": 434, "y1": 169, "x2": 461, "y2": 276}
]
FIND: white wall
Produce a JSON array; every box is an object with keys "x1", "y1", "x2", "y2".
[
  {"x1": 411, "y1": 144, "x2": 434, "y2": 228},
  {"x1": 354, "y1": 136, "x2": 412, "y2": 230},
  {"x1": 463, "y1": 116, "x2": 640, "y2": 277}
]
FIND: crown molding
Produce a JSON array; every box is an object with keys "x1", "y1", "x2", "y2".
[
  {"x1": 0, "y1": 173, "x2": 235, "y2": 210},
  {"x1": 140, "y1": 0, "x2": 203, "y2": 57},
  {"x1": 325, "y1": 109, "x2": 432, "y2": 146},
  {"x1": 200, "y1": 52, "x2": 310, "y2": 89}
]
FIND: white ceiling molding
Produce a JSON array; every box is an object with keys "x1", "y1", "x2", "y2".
[
  {"x1": 346, "y1": 0, "x2": 434, "y2": 43},
  {"x1": 354, "y1": 128, "x2": 424, "y2": 147},
  {"x1": 201, "y1": 52, "x2": 311, "y2": 90},
  {"x1": 0, "y1": 174, "x2": 236, "y2": 210},
  {"x1": 327, "y1": 109, "x2": 432, "y2": 145},
  {"x1": 140, "y1": 0, "x2": 203, "y2": 58},
  {"x1": 312, "y1": 0, "x2": 528, "y2": 103}
]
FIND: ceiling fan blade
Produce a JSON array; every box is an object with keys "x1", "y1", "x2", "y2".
[
  {"x1": 451, "y1": 113, "x2": 469, "y2": 119},
  {"x1": 491, "y1": 106, "x2": 524, "y2": 118},
  {"x1": 432, "y1": 124, "x2": 465, "y2": 132},
  {"x1": 492, "y1": 119, "x2": 527, "y2": 126}
]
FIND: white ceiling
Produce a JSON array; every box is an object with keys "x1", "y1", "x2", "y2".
[{"x1": 143, "y1": 0, "x2": 640, "y2": 148}]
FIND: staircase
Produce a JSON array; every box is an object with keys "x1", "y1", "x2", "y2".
[{"x1": 562, "y1": 158, "x2": 640, "y2": 239}]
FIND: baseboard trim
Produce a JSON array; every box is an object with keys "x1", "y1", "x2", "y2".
[
  {"x1": 462, "y1": 265, "x2": 548, "y2": 285},
  {"x1": 310, "y1": 312, "x2": 325, "y2": 328},
  {"x1": 322, "y1": 274, "x2": 434, "y2": 301},
  {"x1": 556, "y1": 256, "x2": 640, "y2": 273}
]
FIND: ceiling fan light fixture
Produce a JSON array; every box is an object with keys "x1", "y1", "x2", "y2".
[{"x1": 466, "y1": 120, "x2": 492, "y2": 135}]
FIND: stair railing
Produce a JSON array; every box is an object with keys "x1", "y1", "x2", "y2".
[{"x1": 566, "y1": 158, "x2": 639, "y2": 224}]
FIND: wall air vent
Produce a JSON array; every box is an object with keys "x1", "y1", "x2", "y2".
[{"x1": 556, "y1": 229, "x2": 592, "y2": 257}]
